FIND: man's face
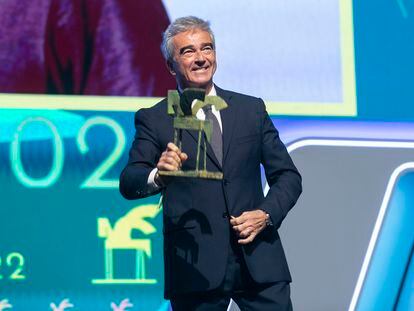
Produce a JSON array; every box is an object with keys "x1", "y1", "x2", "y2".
[{"x1": 168, "y1": 29, "x2": 217, "y2": 92}]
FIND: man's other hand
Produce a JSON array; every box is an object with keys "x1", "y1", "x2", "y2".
[{"x1": 230, "y1": 210, "x2": 269, "y2": 244}]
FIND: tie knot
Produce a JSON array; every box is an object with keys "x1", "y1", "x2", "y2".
[{"x1": 202, "y1": 105, "x2": 213, "y2": 113}]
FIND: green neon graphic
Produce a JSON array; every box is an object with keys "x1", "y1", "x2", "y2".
[
  {"x1": 10, "y1": 117, "x2": 64, "y2": 188},
  {"x1": 77, "y1": 116, "x2": 126, "y2": 189},
  {"x1": 92, "y1": 204, "x2": 160, "y2": 285},
  {"x1": 6, "y1": 252, "x2": 26, "y2": 280},
  {"x1": 0, "y1": 253, "x2": 26, "y2": 281}
]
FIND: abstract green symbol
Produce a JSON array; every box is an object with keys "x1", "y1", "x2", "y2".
[{"x1": 92, "y1": 204, "x2": 159, "y2": 284}]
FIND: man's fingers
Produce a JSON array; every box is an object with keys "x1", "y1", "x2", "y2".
[
  {"x1": 157, "y1": 162, "x2": 178, "y2": 171},
  {"x1": 239, "y1": 226, "x2": 254, "y2": 238},
  {"x1": 231, "y1": 210, "x2": 267, "y2": 226},
  {"x1": 167, "y1": 158, "x2": 181, "y2": 168},
  {"x1": 160, "y1": 155, "x2": 180, "y2": 167},
  {"x1": 232, "y1": 222, "x2": 250, "y2": 233},
  {"x1": 238, "y1": 237, "x2": 253, "y2": 244},
  {"x1": 230, "y1": 213, "x2": 249, "y2": 225},
  {"x1": 238, "y1": 232, "x2": 256, "y2": 244},
  {"x1": 160, "y1": 143, "x2": 188, "y2": 168},
  {"x1": 230, "y1": 210, "x2": 268, "y2": 240},
  {"x1": 230, "y1": 213, "x2": 256, "y2": 228},
  {"x1": 180, "y1": 152, "x2": 188, "y2": 161},
  {"x1": 230, "y1": 215, "x2": 244, "y2": 226},
  {"x1": 158, "y1": 141, "x2": 190, "y2": 172},
  {"x1": 167, "y1": 143, "x2": 181, "y2": 153},
  {"x1": 167, "y1": 142, "x2": 181, "y2": 154},
  {"x1": 166, "y1": 150, "x2": 182, "y2": 165}
]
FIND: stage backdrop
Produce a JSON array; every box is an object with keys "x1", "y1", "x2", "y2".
[{"x1": 1, "y1": 1, "x2": 413, "y2": 310}]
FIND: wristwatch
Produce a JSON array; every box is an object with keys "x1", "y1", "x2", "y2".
[{"x1": 264, "y1": 212, "x2": 274, "y2": 227}]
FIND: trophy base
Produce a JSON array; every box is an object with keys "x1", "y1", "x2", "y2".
[{"x1": 159, "y1": 170, "x2": 223, "y2": 180}]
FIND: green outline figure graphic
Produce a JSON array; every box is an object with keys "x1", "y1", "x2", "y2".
[{"x1": 92, "y1": 204, "x2": 159, "y2": 284}]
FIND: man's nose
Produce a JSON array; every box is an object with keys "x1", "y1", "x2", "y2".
[{"x1": 194, "y1": 50, "x2": 206, "y2": 63}]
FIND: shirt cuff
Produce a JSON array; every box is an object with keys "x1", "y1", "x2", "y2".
[{"x1": 147, "y1": 168, "x2": 161, "y2": 192}]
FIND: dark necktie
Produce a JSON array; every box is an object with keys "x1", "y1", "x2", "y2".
[{"x1": 203, "y1": 105, "x2": 223, "y2": 166}]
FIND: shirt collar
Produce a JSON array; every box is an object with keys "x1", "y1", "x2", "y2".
[{"x1": 207, "y1": 84, "x2": 217, "y2": 96}]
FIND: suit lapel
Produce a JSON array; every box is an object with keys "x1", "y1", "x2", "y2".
[{"x1": 216, "y1": 86, "x2": 236, "y2": 166}]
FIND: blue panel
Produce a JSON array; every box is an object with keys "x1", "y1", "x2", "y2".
[
  {"x1": 357, "y1": 170, "x2": 414, "y2": 310},
  {"x1": 396, "y1": 245, "x2": 414, "y2": 310}
]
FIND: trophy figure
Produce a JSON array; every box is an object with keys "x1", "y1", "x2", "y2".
[{"x1": 158, "y1": 88, "x2": 227, "y2": 180}]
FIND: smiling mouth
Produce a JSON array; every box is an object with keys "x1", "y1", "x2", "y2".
[{"x1": 192, "y1": 66, "x2": 209, "y2": 71}]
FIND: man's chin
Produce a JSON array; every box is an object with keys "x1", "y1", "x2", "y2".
[{"x1": 186, "y1": 80, "x2": 213, "y2": 91}]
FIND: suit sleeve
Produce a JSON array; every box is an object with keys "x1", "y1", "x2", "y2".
[
  {"x1": 119, "y1": 108, "x2": 162, "y2": 200},
  {"x1": 257, "y1": 100, "x2": 302, "y2": 229}
]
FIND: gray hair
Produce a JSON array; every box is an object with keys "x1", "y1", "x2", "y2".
[{"x1": 161, "y1": 16, "x2": 215, "y2": 62}]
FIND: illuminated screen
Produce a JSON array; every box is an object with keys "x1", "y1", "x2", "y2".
[
  {"x1": 0, "y1": 0, "x2": 356, "y2": 116},
  {"x1": 164, "y1": 0, "x2": 356, "y2": 116}
]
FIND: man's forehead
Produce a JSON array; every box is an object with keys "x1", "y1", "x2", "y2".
[{"x1": 172, "y1": 29, "x2": 213, "y2": 47}]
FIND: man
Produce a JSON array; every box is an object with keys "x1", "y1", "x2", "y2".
[{"x1": 120, "y1": 16, "x2": 302, "y2": 311}]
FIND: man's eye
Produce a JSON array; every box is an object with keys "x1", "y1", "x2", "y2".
[
  {"x1": 182, "y1": 49, "x2": 194, "y2": 55},
  {"x1": 202, "y1": 47, "x2": 214, "y2": 55}
]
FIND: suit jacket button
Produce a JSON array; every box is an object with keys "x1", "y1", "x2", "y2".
[{"x1": 222, "y1": 212, "x2": 229, "y2": 218}]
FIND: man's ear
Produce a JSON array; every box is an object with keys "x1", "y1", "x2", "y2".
[{"x1": 166, "y1": 60, "x2": 176, "y2": 76}]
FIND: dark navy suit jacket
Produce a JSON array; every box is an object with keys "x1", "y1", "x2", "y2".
[{"x1": 120, "y1": 86, "x2": 302, "y2": 298}]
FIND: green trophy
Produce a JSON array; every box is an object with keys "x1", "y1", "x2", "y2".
[{"x1": 158, "y1": 88, "x2": 227, "y2": 180}]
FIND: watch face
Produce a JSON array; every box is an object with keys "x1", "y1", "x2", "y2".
[{"x1": 265, "y1": 214, "x2": 273, "y2": 226}]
